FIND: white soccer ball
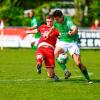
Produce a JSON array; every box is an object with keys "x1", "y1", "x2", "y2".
[{"x1": 57, "y1": 54, "x2": 68, "y2": 64}]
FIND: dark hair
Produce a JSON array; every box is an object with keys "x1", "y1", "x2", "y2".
[
  {"x1": 28, "y1": 10, "x2": 35, "y2": 16},
  {"x1": 46, "y1": 14, "x2": 53, "y2": 19},
  {"x1": 52, "y1": 10, "x2": 63, "y2": 17}
]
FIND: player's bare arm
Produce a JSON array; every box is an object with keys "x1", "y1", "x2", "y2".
[
  {"x1": 25, "y1": 25, "x2": 38, "y2": 30},
  {"x1": 26, "y1": 29, "x2": 39, "y2": 34}
]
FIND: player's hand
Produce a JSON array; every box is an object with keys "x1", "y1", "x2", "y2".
[
  {"x1": 68, "y1": 31, "x2": 73, "y2": 36},
  {"x1": 68, "y1": 26, "x2": 78, "y2": 36},
  {"x1": 68, "y1": 29, "x2": 74, "y2": 36}
]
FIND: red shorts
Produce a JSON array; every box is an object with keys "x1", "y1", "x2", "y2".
[{"x1": 36, "y1": 46, "x2": 55, "y2": 68}]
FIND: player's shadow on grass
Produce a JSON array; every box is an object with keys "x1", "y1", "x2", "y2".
[
  {"x1": 65, "y1": 79, "x2": 100, "y2": 83},
  {"x1": 49, "y1": 79, "x2": 100, "y2": 84},
  {"x1": 48, "y1": 79, "x2": 86, "y2": 83},
  {"x1": 62, "y1": 79, "x2": 87, "y2": 83},
  {"x1": 91, "y1": 79, "x2": 100, "y2": 83}
]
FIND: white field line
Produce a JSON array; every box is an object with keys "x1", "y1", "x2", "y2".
[{"x1": 0, "y1": 72, "x2": 93, "y2": 82}]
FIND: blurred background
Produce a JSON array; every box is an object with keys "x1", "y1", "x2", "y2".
[
  {"x1": 0, "y1": 0, "x2": 99, "y2": 26},
  {"x1": 0, "y1": 0, "x2": 100, "y2": 49}
]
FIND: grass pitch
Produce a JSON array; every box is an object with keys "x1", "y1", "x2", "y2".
[{"x1": 0, "y1": 48, "x2": 100, "y2": 100}]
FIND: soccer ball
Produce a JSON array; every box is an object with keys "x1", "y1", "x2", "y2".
[{"x1": 57, "y1": 54, "x2": 68, "y2": 64}]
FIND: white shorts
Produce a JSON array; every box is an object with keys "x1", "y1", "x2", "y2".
[
  {"x1": 31, "y1": 37, "x2": 40, "y2": 46},
  {"x1": 56, "y1": 41, "x2": 80, "y2": 56}
]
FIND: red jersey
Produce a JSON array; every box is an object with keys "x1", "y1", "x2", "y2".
[{"x1": 38, "y1": 25, "x2": 59, "y2": 49}]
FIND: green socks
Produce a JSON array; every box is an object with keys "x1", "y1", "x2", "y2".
[
  {"x1": 56, "y1": 58, "x2": 67, "y2": 72},
  {"x1": 78, "y1": 64, "x2": 90, "y2": 81},
  {"x1": 82, "y1": 69, "x2": 90, "y2": 81}
]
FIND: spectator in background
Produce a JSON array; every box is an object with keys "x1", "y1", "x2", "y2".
[
  {"x1": 0, "y1": 20, "x2": 4, "y2": 29},
  {"x1": 26, "y1": 10, "x2": 41, "y2": 50},
  {"x1": 91, "y1": 19, "x2": 100, "y2": 30}
]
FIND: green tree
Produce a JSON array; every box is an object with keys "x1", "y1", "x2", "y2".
[{"x1": 88, "y1": 0, "x2": 100, "y2": 24}]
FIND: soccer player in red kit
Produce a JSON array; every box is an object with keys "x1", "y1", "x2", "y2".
[{"x1": 31, "y1": 15, "x2": 59, "y2": 81}]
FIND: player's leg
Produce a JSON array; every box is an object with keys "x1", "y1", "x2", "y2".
[
  {"x1": 54, "y1": 46, "x2": 64, "y2": 58},
  {"x1": 57, "y1": 53, "x2": 71, "y2": 79},
  {"x1": 46, "y1": 68, "x2": 59, "y2": 81},
  {"x1": 55, "y1": 41, "x2": 71, "y2": 79},
  {"x1": 69, "y1": 42, "x2": 91, "y2": 83},
  {"x1": 72, "y1": 54, "x2": 92, "y2": 83},
  {"x1": 36, "y1": 48, "x2": 44, "y2": 74},
  {"x1": 45, "y1": 47, "x2": 59, "y2": 81}
]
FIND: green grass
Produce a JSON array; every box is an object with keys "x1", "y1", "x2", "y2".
[{"x1": 0, "y1": 48, "x2": 100, "y2": 100}]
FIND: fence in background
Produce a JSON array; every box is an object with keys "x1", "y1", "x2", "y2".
[
  {"x1": 78, "y1": 28, "x2": 100, "y2": 49},
  {"x1": 0, "y1": 27, "x2": 100, "y2": 49}
]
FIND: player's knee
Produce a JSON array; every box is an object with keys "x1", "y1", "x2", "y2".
[
  {"x1": 54, "y1": 52, "x2": 58, "y2": 58},
  {"x1": 36, "y1": 55, "x2": 43, "y2": 64},
  {"x1": 76, "y1": 61, "x2": 80, "y2": 66},
  {"x1": 54, "y1": 49, "x2": 62, "y2": 58},
  {"x1": 37, "y1": 55, "x2": 43, "y2": 60},
  {"x1": 75, "y1": 58, "x2": 81, "y2": 65}
]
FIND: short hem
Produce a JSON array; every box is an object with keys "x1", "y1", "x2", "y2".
[{"x1": 46, "y1": 66, "x2": 55, "y2": 69}]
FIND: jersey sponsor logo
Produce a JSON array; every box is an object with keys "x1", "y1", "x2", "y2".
[{"x1": 60, "y1": 32, "x2": 68, "y2": 36}]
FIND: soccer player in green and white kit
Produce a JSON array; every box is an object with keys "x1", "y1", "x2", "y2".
[
  {"x1": 56, "y1": 38, "x2": 71, "y2": 79},
  {"x1": 26, "y1": 10, "x2": 41, "y2": 50},
  {"x1": 52, "y1": 10, "x2": 92, "y2": 83}
]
